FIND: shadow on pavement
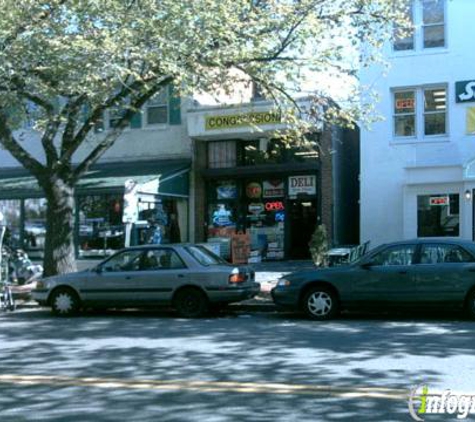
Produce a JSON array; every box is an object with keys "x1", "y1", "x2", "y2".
[{"x1": 0, "y1": 307, "x2": 473, "y2": 421}]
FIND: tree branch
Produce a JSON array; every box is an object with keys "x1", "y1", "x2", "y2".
[
  {"x1": 72, "y1": 76, "x2": 174, "y2": 179},
  {"x1": 0, "y1": 110, "x2": 45, "y2": 176}
]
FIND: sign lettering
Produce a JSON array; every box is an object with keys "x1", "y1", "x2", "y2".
[
  {"x1": 288, "y1": 175, "x2": 316, "y2": 197},
  {"x1": 456, "y1": 80, "x2": 475, "y2": 103},
  {"x1": 205, "y1": 111, "x2": 282, "y2": 130}
]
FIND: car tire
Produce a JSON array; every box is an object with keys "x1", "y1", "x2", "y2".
[
  {"x1": 174, "y1": 288, "x2": 208, "y2": 318},
  {"x1": 465, "y1": 290, "x2": 475, "y2": 319},
  {"x1": 302, "y1": 286, "x2": 339, "y2": 320},
  {"x1": 50, "y1": 288, "x2": 80, "y2": 317}
]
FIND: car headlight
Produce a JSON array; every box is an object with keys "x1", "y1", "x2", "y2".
[
  {"x1": 277, "y1": 278, "x2": 291, "y2": 287},
  {"x1": 35, "y1": 280, "x2": 46, "y2": 289}
]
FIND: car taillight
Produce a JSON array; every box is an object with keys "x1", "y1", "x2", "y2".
[{"x1": 229, "y1": 273, "x2": 246, "y2": 284}]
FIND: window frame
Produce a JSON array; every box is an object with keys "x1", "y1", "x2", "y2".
[
  {"x1": 146, "y1": 89, "x2": 169, "y2": 126},
  {"x1": 421, "y1": 0, "x2": 446, "y2": 49},
  {"x1": 392, "y1": 0, "x2": 446, "y2": 53},
  {"x1": 392, "y1": 84, "x2": 448, "y2": 141}
]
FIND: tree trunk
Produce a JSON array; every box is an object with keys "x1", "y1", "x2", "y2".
[{"x1": 42, "y1": 175, "x2": 77, "y2": 276}]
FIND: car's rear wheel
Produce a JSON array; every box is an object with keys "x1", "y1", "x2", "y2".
[
  {"x1": 50, "y1": 288, "x2": 80, "y2": 317},
  {"x1": 174, "y1": 288, "x2": 208, "y2": 318},
  {"x1": 302, "y1": 286, "x2": 339, "y2": 320},
  {"x1": 465, "y1": 290, "x2": 475, "y2": 319}
]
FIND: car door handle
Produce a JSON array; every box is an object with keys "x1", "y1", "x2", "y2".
[
  {"x1": 468, "y1": 268, "x2": 475, "y2": 273},
  {"x1": 398, "y1": 270, "x2": 408, "y2": 275},
  {"x1": 177, "y1": 274, "x2": 185, "y2": 278},
  {"x1": 125, "y1": 276, "x2": 133, "y2": 280}
]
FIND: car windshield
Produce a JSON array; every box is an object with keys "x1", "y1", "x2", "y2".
[{"x1": 185, "y1": 245, "x2": 228, "y2": 266}]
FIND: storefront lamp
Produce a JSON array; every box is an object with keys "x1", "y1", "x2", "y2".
[{"x1": 465, "y1": 190, "x2": 472, "y2": 201}]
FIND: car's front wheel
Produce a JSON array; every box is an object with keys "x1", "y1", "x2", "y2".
[
  {"x1": 50, "y1": 288, "x2": 80, "y2": 317},
  {"x1": 174, "y1": 288, "x2": 208, "y2": 318},
  {"x1": 302, "y1": 286, "x2": 339, "y2": 320}
]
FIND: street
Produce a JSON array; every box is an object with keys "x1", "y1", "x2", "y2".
[{"x1": 1, "y1": 308, "x2": 475, "y2": 421}]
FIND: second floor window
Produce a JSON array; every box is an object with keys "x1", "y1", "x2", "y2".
[
  {"x1": 393, "y1": 86, "x2": 447, "y2": 139},
  {"x1": 393, "y1": 0, "x2": 446, "y2": 52},
  {"x1": 147, "y1": 89, "x2": 168, "y2": 125}
]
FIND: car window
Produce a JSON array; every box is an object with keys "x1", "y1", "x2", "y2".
[
  {"x1": 185, "y1": 245, "x2": 227, "y2": 266},
  {"x1": 419, "y1": 244, "x2": 474, "y2": 264},
  {"x1": 101, "y1": 250, "x2": 143, "y2": 272},
  {"x1": 371, "y1": 245, "x2": 416, "y2": 266},
  {"x1": 140, "y1": 249, "x2": 186, "y2": 270}
]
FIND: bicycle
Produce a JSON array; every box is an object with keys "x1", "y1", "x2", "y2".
[{"x1": 0, "y1": 280, "x2": 16, "y2": 312}]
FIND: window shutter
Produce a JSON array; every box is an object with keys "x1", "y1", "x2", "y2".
[
  {"x1": 168, "y1": 85, "x2": 181, "y2": 125},
  {"x1": 130, "y1": 111, "x2": 142, "y2": 129}
]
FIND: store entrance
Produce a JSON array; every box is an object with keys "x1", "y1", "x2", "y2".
[{"x1": 288, "y1": 199, "x2": 317, "y2": 260}]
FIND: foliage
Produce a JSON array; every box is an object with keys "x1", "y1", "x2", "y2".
[
  {"x1": 309, "y1": 224, "x2": 328, "y2": 267},
  {"x1": 0, "y1": 0, "x2": 407, "y2": 274}
]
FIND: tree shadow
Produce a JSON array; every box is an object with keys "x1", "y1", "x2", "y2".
[{"x1": 0, "y1": 308, "x2": 473, "y2": 421}]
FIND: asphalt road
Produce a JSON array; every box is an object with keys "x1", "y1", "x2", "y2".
[{"x1": 1, "y1": 308, "x2": 474, "y2": 421}]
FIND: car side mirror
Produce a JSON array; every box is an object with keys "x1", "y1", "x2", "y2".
[
  {"x1": 95, "y1": 266, "x2": 103, "y2": 274},
  {"x1": 360, "y1": 260, "x2": 375, "y2": 270}
]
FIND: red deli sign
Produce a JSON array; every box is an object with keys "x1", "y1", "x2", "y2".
[
  {"x1": 430, "y1": 196, "x2": 449, "y2": 206},
  {"x1": 395, "y1": 98, "x2": 415, "y2": 110}
]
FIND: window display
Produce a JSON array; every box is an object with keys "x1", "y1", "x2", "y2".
[
  {"x1": 78, "y1": 194, "x2": 124, "y2": 256},
  {"x1": 24, "y1": 198, "x2": 47, "y2": 252},
  {"x1": 417, "y1": 194, "x2": 459, "y2": 237},
  {"x1": 0, "y1": 200, "x2": 21, "y2": 248}
]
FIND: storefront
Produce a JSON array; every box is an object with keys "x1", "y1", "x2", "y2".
[
  {"x1": 205, "y1": 173, "x2": 319, "y2": 261},
  {"x1": 0, "y1": 159, "x2": 190, "y2": 258},
  {"x1": 187, "y1": 99, "x2": 358, "y2": 262}
]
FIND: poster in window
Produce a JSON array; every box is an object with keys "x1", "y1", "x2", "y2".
[
  {"x1": 467, "y1": 107, "x2": 475, "y2": 135},
  {"x1": 217, "y1": 181, "x2": 237, "y2": 199},
  {"x1": 263, "y1": 180, "x2": 284, "y2": 198}
]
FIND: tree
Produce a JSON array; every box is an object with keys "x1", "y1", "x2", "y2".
[{"x1": 0, "y1": 0, "x2": 406, "y2": 276}]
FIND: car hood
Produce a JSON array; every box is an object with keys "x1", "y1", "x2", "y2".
[
  {"x1": 41, "y1": 270, "x2": 89, "y2": 285},
  {"x1": 283, "y1": 265, "x2": 353, "y2": 282}
]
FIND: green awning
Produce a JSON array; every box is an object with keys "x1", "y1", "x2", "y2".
[{"x1": 0, "y1": 160, "x2": 190, "y2": 200}]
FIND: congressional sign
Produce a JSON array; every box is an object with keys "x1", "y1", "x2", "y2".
[
  {"x1": 456, "y1": 80, "x2": 475, "y2": 103},
  {"x1": 205, "y1": 111, "x2": 281, "y2": 130},
  {"x1": 288, "y1": 175, "x2": 316, "y2": 197}
]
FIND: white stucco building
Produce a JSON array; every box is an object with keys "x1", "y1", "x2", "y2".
[{"x1": 360, "y1": 0, "x2": 475, "y2": 247}]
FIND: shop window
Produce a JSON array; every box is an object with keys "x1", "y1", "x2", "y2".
[
  {"x1": 0, "y1": 200, "x2": 21, "y2": 248},
  {"x1": 24, "y1": 198, "x2": 47, "y2": 252},
  {"x1": 208, "y1": 141, "x2": 237, "y2": 168},
  {"x1": 393, "y1": 0, "x2": 446, "y2": 52},
  {"x1": 240, "y1": 139, "x2": 318, "y2": 166},
  {"x1": 417, "y1": 194, "x2": 459, "y2": 237},
  {"x1": 78, "y1": 194, "x2": 124, "y2": 256},
  {"x1": 393, "y1": 86, "x2": 447, "y2": 139},
  {"x1": 146, "y1": 89, "x2": 168, "y2": 125}
]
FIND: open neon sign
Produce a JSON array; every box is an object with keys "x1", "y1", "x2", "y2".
[{"x1": 265, "y1": 201, "x2": 285, "y2": 211}]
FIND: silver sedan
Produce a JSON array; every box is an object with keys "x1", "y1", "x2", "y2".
[{"x1": 33, "y1": 244, "x2": 260, "y2": 317}]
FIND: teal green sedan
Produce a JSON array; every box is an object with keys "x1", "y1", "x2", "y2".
[{"x1": 272, "y1": 239, "x2": 475, "y2": 320}]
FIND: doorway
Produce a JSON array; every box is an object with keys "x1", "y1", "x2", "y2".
[{"x1": 288, "y1": 199, "x2": 317, "y2": 259}]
